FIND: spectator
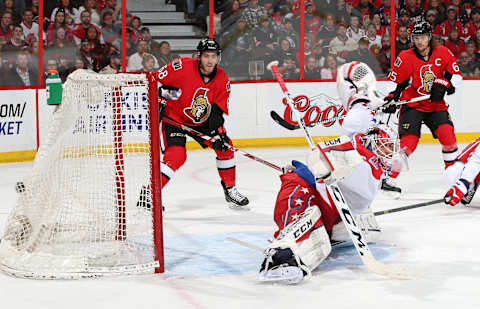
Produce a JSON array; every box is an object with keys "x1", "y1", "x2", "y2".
[
  {"x1": 458, "y1": 51, "x2": 475, "y2": 76},
  {"x1": 396, "y1": 25, "x2": 411, "y2": 54},
  {"x1": 372, "y1": 13, "x2": 388, "y2": 36},
  {"x1": 425, "y1": 10, "x2": 439, "y2": 28},
  {"x1": 396, "y1": 9, "x2": 412, "y2": 34},
  {"x1": 101, "y1": 0, "x2": 121, "y2": 23},
  {"x1": 2, "y1": 0, "x2": 20, "y2": 25},
  {"x1": 66, "y1": 57, "x2": 86, "y2": 76},
  {"x1": 51, "y1": 0, "x2": 80, "y2": 25},
  {"x1": 253, "y1": 15, "x2": 277, "y2": 59},
  {"x1": 405, "y1": 0, "x2": 423, "y2": 20},
  {"x1": 329, "y1": 22, "x2": 358, "y2": 64},
  {"x1": 346, "y1": 14, "x2": 366, "y2": 44},
  {"x1": 72, "y1": 10, "x2": 104, "y2": 46},
  {"x1": 432, "y1": 34, "x2": 444, "y2": 47},
  {"x1": 0, "y1": 11, "x2": 13, "y2": 44},
  {"x1": 20, "y1": 8, "x2": 38, "y2": 43},
  {"x1": 45, "y1": 58, "x2": 58, "y2": 74},
  {"x1": 445, "y1": 28, "x2": 466, "y2": 58},
  {"x1": 140, "y1": 27, "x2": 162, "y2": 60},
  {"x1": 56, "y1": 55, "x2": 70, "y2": 82},
  {"x1": 465, "y1": 40, "x2": 480, "y2": 63},
  {"x1": 331, "y1": 0, "x2": 348, "y2": 25},
  {"x1": 79, "y1": 0, "x2": 101, "y2": 26},
  {"x1": 31, "y1": 0, "x2": 40, "y2": 19},
  {"x1": 376, "y1": 34, "x2": 391, "y2": 76},
  {"x1": 353, "y1": 0, "x2": 375, "y2": 26},
  {"x1": 305, "y1": 2, "x2": 321, "y2": 35},
  {"x1": 100, "y1": 51, "x2": 121, "y2": 74},
  {"x1": 77, "y1": 38, "x2": 97, "y2": 71},
  {"x1": 47, "y1": 8, "x2": 72, "y2": 44},
  {"x1": 346, "y1": 37, "x2": 381, "y2": 74},
  {"x1": 3, "y1": 24, "x2": 25, "y2": 56},
  {"x1": 433, "y1": 5, "x2": 463, "y2": 41},
  {"x1": 4, "y1": 52, "x2": 38, "y2": 86},
  {"x1": 377, "y1": 0, "x2": 393, "y2": 26},
  {"x1": 127, "y1": 39, "x2": 159, "y2": 72},
  {"x1": 426, "y1": 0, "x2": 446, "y2": 24},
  {"x1": 365, "y1": 22, "x2": 382, "y2": 53},
  {"x1": 241, "y1": 0, "x2": 268, "y2": 28},
  {"x1": 129, "y1": 16, "x2": 142, "y2": 44},
  {"x1": 156, "y1": 41, "x2": 179, "y2": 68},
  {"x1": 276, "y1": 39, "x2": 294, "y2": 65},
  {"x1": 221, "y1": 17, "x2": 253, "y2": 70},
  {"x1": 47, "y1": 26, "x2": 76, "y2": 60},
  {"x1": 317, "y1": 14, "x2": 337, "y2": 46},
  {"x1": 320, "y1": 54, "x2": 337, "y2": 79},
  {"x1": 278, "y1": 17, "x2": 299, "y2": 49},
  {"x1": 0, "y1": 0, "x2": 24, "y2": 19},
  {"x1": 100, "y1": 9, "x2": 120, "y2": 45},
  {"x1": 221, "y1": 0, "x2": 242, "y2": 33},
  {"x1": 461, "y1": 7, "x2": 480, "y2": 42},
  {"x1": 140, "y1": 53, "x2": 156, "y2": 72},
  {"x1": 278, "y1": 52, "x2": 299, "y2": 79},
  {"x1": 303, "y1": 54, "x2": 321, "y2": 79}
]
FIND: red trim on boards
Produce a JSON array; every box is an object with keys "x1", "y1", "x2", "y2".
[{"x1": 0, "y1": 85, "x2": 45, "y2": 90}]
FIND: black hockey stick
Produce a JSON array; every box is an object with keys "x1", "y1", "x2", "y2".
[
  {"x1": 374, "y1": 198, "x2": 444, "y2": 216},
  {"x1": 270, "y1": 110, "x2": 346, "y2": 131},
  {"x1": 161, "y1": 115, "x2": 283, "y2": 172}
]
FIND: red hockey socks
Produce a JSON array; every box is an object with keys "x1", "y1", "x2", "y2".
[
  {"x1": 400, "y1": 133, "x2": 419, "y2": 156},
  {"x1": 215, "y1": 146, "x2": 236, "y2": 187},
  {"x1": 161, "y1": 145, "x2": 187, "y2": 188},
  {"x1": 435, "y1": 124, "x2": 459, "y2": 169}
]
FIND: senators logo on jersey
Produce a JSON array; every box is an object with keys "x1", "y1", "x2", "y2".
[
  {"x1": 183, "y1": 88, "x2": 211, "y2": 123},
  {"x1": 418, "y1": 64, "x2": 437, "y2": 95}
]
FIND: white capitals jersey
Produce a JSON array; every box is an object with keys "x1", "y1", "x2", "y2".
[{"x1": 444, "y1": 137, "x2": 480, "y2": 186}]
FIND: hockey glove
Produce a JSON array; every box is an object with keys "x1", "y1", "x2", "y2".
[
  {"x1": 430, "y1": 78, "x2": 455, "y2": 102},
  {"x1": 211, "y1": 127, "x2": 229, "y2": 152},
  {"x1": 382, "y1": 92, "x2": 399, "y2": 114},
  {"x1": 444, "y1": 178, "x2": 469, "y2": 206}
]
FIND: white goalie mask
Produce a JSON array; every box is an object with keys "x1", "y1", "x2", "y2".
[
  {"x1": 337, "y1": 62, "x2": 378, "y2": 108},
  {"x1": 363, "y1": 125, "x2": 399, "y2": 169}
]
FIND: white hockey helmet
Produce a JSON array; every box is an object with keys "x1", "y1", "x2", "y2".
[{"x1": 363, "y1": 124, "x2": 399, "y2": 169}]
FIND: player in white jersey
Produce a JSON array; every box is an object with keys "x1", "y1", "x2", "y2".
[
  {"x1": 336, "y1": 61, "x2": 405, "y2": 197},
  {"x1": 444, "y1": 137, "x2": 480, "y2": 206},
  {"x1": 258, "y1": 126, "x2": 398, "y2": 284}
]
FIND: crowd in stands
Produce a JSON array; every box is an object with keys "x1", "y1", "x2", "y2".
[
  {"x1": 2, "y1": 0, "x2": 480, "y2": 86},
  {"x1": 212, "y1": 0, "x2": 480, "y2": 79},
  {"x1": 0, "y1": 0, "x2": 181, "y2": 86}
]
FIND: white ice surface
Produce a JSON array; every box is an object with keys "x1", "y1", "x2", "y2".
[{"x1": 1, "y1": 144, "x2": 480, "y2": 309}]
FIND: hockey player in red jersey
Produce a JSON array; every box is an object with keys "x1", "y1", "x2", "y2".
[
  {"x1": 383, "y1": 20, "x2": 463, "y2": 194},
  {"x1": 444, "y1": 137, "x2": 480, "y2": 206},
  {"x1": 156, "y1": 38, "x2": 249, "y2": 208},
  {"x1": 258, "y1": 126, "x2": 397, "y2": 284}
]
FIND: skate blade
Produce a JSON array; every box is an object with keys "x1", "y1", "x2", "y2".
[
  {"x1": 381, "y1": 189, "x2": 401, "y2": 200},
  {"x1": 227, "y1": 202, "x2": 251, "y2": 211}
]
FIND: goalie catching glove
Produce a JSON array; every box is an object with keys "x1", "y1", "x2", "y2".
[{"x1": 307, "y1": 135, "x2": 363, "y2": 182}]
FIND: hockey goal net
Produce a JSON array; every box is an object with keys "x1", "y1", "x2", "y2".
[{"x1": 0, "y1": 70, "x2": 163, "y2": 279}]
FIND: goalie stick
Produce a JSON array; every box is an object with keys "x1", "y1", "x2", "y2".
[
  {"x1": 270, "y1": 110, "x2": 346, "y2": 131},
  {"x1": 161, "y1": 115, "x2": 283, "y2": 172},
  {"x1": 267, "y1": 61, "x2": 415, "y2": 280}
]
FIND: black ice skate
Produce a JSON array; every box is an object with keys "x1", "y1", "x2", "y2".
[
  {"x1": 221, "y1": 181, "x2": 249, "y2": 209},
  {"x1": 381, "y1": 177, "x2": 401, "y2": 199},
  {"x1": 461, "y1": 180, "x2": 479, "y2": 205},
  {"x1": 136, "y1": 185, "x2": 165, "y2": 211}
]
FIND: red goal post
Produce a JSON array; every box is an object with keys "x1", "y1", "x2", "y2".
[{"x1": 0, "y1": 70, "x2": 163, "y2": 279}]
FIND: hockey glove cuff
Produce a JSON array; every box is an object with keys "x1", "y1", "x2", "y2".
[
  {"x1": 430, "y1": 78, "x2": 451, "y2": 102},
  {"x1": 382, "y1": 92, "x2": 399, "y2": 113},
  {"x1": 444, "y1": 178, "x2": 469, "y2": 206},
  {"x1": 211, "y1": 127, "x2": 229, "y2": 152}
]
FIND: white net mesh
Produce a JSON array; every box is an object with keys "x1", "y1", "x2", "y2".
[{"x1": 0, "y1": 70, "x2": 160, "y2": 279}]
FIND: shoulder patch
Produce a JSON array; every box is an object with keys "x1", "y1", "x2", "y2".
[
  {"x1": 172, "y1": 58, "x2": 182, "y2": 71},
  {"x1": 226, "y1": 81, "x2": 231, "y2": 92}
]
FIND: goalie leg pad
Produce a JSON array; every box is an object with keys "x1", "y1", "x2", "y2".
[{"x1": 260, "y1": 207, "x2": 332, "y2": 283}]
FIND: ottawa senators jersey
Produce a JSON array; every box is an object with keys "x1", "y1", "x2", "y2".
[
  {"x1": 388, "y1": 45, "x2": 462, "y2": 112},
  {"x1": 156, "y1": 57, "x2": 231, "y2": 127}
]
